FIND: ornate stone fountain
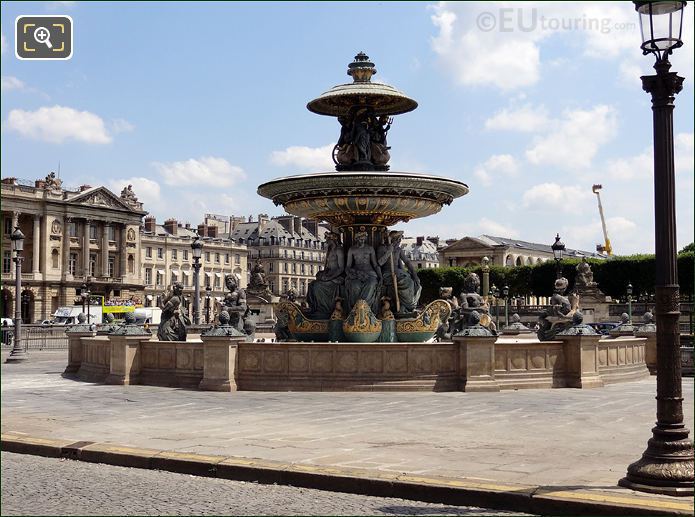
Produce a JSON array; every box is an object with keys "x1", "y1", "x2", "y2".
[{"x1": 258, "y1": 53, "x2": 468, "y2": 342}]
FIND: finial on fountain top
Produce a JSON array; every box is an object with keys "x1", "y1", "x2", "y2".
[{"x1": 347, "y1": 52, "x2": 376, "y2": 83}]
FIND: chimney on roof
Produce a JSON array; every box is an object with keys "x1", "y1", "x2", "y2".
[
  {"x1": 293, "y1": 217, "x2": 302, "y2": 236},
  {"x1": 302, "y1": 219, "x2": 318, "y2": 238},
  {"x1": 416, "y1": 236, "x2": 424, "y2": 246},
  {"x1": 80, "y1": 184, "x2": 92, "y2": 192},
  {"x1": 276, "y1": 216, "x2": 292, "y2": 234},
  {"x1": 258, "y1": 213, "x2": 269, "y2": 231},
  {"x1": 197, "y1": 224, "x2": 208, "y2": 238},
  {"x1": 164, "y1": 218, "x2": 178, "y2": 236},
  {"x1": 1, "y1": 177, "x2": 17, "y2": 185},
  {"x1": 144, "y1": 216, "x2": 156, "y2": 233},
  {"x1": 427, "y1": 236, "x2": 440, "y2": 247},
  {"x1": 208, "y1": 225, "x2": 218, "y2": 238}
]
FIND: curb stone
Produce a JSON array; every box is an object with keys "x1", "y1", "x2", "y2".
[{"x1": 2, "y1": 433, "x2": 692, "y2": 516}]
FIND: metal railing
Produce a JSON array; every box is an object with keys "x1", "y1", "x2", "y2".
[{"x1": 1, "y1": 324, "x2": 74, "y2": 351}]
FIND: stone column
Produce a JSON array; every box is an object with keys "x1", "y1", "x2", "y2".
[
  {"x1": 558, "y1": 334, "x2": 604, "y2": 389},
  {"x1": 32, "y1": 214, "x2": 41, "y2": 273},
  {"x1": 82, "y1": 219, "x2": 91, "y2": 278},
  {"x1": 101, "y1": 222, "x2": 110, "y2": 277},
  {"x1": 199, "y1": 335, "x2": 244, "y2": 391},
  {"x1": 63, "y1": 328, "x2": 97, "y2": 375},
  {"x1": 62, "y1": 217, "x2": 72, "y2": 279},
  {"x1": 119, "y1": 224, "x2": 128, "y2": 279},
  {"x1": 12, "y1": 211, "x2": 19, "y2": 229},
  {"x1": 453, "y1": 334, "x2": 500, "y2": 392},
  {"x1": 105, "y1": 334, "x2": 148, "y2": 385}
]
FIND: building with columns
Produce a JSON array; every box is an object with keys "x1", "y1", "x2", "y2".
[
  {"x1": 1, "y1": 176, "x2": 146, "y2": 322},
  {"x1": 438, "y1": 235, "x2": 604, "y2": 268},
  {"x1": 140, "y1": 216, "x2": 248, "y2": 315}
]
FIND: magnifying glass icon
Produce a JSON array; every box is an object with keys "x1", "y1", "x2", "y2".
[{"x1": 33, "y1": 26, "x2": 53, "y2": 49}]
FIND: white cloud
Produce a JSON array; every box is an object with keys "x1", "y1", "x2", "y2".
[
  {"x1": 605, "y1": 132, "x2": 693, "y2": 181},
  {"x1": 473, "y1": 154, "x2": 518, "y2": 187},
  {"x1": 1, "y1": 33, "x2": 6, "y2": 55},
  {"x1": 5, "y1": 105, "x2": 112, "y2": 144},
  {"x1": 525, "y1": 105, "x2": 617, "y2": 169},
  {"x1": 154, "y1": 156, "x2": 246, "y2": 188},
  {"x1": 478, "y1": 217, "x2": 520, "y2": 238},
  {"x1": 110, "y1": 118, "x2": 135, "y2": 134},
  {"x1": 522, "y1": 183, "x2": 591, "y2": 212},
  {"x1": 108, "y1": 177, "x2": 161, "y2": 211},
  {"x1": 270, "y1": 143, "x2": 334, "y2": 172},
  {"x1": 1, "y1": 76, "x2": 25, "y2": 92},
  {"x1": 484, "y1": 104, "x2": 549, "y2": 132},
  {"x1": 562, "y1": 216, "x2": 638, "y2": 255},
  {"x1": 46, "y1": 1, "x2": 76, "y2": 9}
]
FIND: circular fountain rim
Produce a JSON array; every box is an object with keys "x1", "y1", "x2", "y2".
[{"x1": 258, "y1": 171, "x2": 469, "y2": 201}]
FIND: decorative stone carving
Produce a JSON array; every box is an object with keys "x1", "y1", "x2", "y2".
[
  {"x1": 557, "y1": 312, "x2": 598, "y2": 336},
  {"x1": 635, "y1": 311, "x2": 657, "y2": 334},
  {"x1": 51, "y1": 219, "x2": 62, "y2": 235},
  {"x1": 120, "y1": 184, "x2": 138, "y2": 205},
  {"x1": 248, "y1": 259, "x2": 271, "y2": 294},
  {"x1": 377, "y1": 230, "x2": 421, "y2": 315},
  {"x1": 575, "y1": 258, "x2": 597, "y2": 288},
  {"x1": 66, "y1": 312, "x2": 95, "y2": 333},
  {"x1": 454, "y1": 311, "x2": 493, "y2": 337},
  {"x1": 221, "y1": 274, "x2": 248, "y2": 332},
  {"x1": 502, "y1": 313, "x2": 533, "y2": 335},
  {"x1": 112, "y1": 311, "x2": 150, "y2": 336},
  {"x1": 202, "y1": 310, "x2": 245, "y2": 337},
  {"x1": 44, "y1": 171, "x2": 62, "y2": 191},
  {"x1": 157, "y1": 282, "x2": 190, "y2": 341},
  {"x1": 457, "y1": 273, "x2": 496, "y2": 334},
  {"x1": 345, "y1": 230, "x2": 381, "y2": 316},
  {"x1": 98, "y1": 313, "x2": 120, "y2": 334},
  {"x1": 343, "y1": 299, "x2": 382, "y2": 342},
  {"x1": 538, "y1": 277, "x2": 579, "y2": 341},
  {"x1": 127, "y1": 228, "x2": 136, "y2": 241},
  {"x1": 307, "y1": 231, "x2": 345, "y2": 319}
]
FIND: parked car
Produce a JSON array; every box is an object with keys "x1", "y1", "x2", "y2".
[
  {"x1": 37, "y1": 320, "x2": 54, "y2": 325},
  {"x1": 588, "y1": 322, "x2": 620, "y2": 335}
]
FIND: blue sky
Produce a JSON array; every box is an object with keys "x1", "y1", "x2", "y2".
[{"x1": 2, "y1": 1, "x2": 693, "y2": 255}]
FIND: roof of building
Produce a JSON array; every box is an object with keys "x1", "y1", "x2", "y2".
[
  {"x1": 481, "y1": 235, "x2": 603, "y2": 258},
  {"x1": 401, "y1": 237, "x2": 439, "y2": 262},
  {"x1": 229, "y1": 218, "x2": 322, "y2": 243}
]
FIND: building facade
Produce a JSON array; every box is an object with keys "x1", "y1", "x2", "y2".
[
  {"x1": 230, "y1": 214, "x2": 327, "y2": 298},
  {"x1": 1, "y1": 176, "x2": 146, "y2": 322},
  {"x1": 439, "y1": 235, "x2": 604, "y2": 268},
  {"x1": 140, "y1": 217, "x2": 248, "y2": 316},
  {"x1": 401, "y1": 236, "x2": 440, "y2": 269}
]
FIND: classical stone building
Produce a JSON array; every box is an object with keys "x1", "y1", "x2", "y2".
[
  {"x1": 401, "y1": 236, "x2": 440, "y2": 269},
  {"x1": 229, "y1": 214, "x2": 327, "y2": 297},
  {"x1": 1, "y1": 176, "x2": 145, "y2": 322},
  {"x1": 140, "y1": 217, "x2": 248, "y2": 312},
  {"x1": 439, "y1": 235, "x2": 603, "y2": 268}
]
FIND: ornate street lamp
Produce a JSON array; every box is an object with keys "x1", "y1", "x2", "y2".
[
  {"x1": 551, "y1": 234, "x2": 565, "y2": 279},
  {"x1": 481, "y1": 256, "x2": 490, "y2": 304},
  {"x1": 6, "y1": 227, "x2": 27, "y2": 363},
  {"x1": 502, "y1": 285, "x2": 510, "y2": 327},
  {"x1": 191, "y1": 234, "x2": 203, "y2": 325},
  {"x1": 490, "y1": 284, "x2": 500, "y2": 329},
  {"x1": 627, "y1": 282, "x2": 634, "y2": 323},
  {"x1": 81, "y1": 283, "x2": 87, "y2": 314},
  {"x1": 205, "y1": 285, "x2": 212, "y2": 324},
  {"x1": 619, "y1": 0, "x2": 693, "y2": 497},
  {"x1": 81, "y1": 281, "x2": 91, "y2": 324}
]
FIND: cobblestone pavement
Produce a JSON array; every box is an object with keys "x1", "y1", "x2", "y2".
[
  {"x1": 0, "y1": 452, "x2": 527, "y2": 516},
  {"x1": 2, "y1": 351, "x2": 693, "y2": 489}
]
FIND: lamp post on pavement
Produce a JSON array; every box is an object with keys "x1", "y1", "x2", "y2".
[
  {"x1": 481, "y1": 256, "x2": 490, "y2": 304},
  {"x1": 490, "y1": 284, "x2": 500, "y2": 329},
  {"x1": 6, "y1": 227, "x2": 27, "y2": 363},
  {"x1": 551, "y1": 234, "x2": 565, "y2": 279},
  {"x1": 205, "y1": 285, "x2": 212, "y2": 324},
  {"x1": 627, "y1": 282, "x2": 633, "y2": 323},
  {"x1": 191, "y1": 234, "x2": 203, "y2": 325},
  {"x1": 619, "y1": 0, "x2": 693, "y2": 496},
  {"x1": 503, "y1": 285, "x2": 510, "y2": 327}
]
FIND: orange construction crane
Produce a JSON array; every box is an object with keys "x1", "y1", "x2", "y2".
[{"x1": 592, "y1": 184, "x2": 612, "y2": 256}]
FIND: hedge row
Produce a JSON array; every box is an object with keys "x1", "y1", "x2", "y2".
[{"x1": 417, "y1": 252, "x2": 695, "y2": 303}]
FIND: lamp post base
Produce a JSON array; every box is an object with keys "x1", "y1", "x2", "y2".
[
  {"x1": 5, "y1": 348, "x2": 29, "y2": 363},
  {"x1": 619, "y1": 425, "x2": 694, "y2": 497}
]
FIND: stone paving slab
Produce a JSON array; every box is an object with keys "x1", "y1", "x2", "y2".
[{"x1": 2, "y1": 351, "x2": 693, "y2": 515}]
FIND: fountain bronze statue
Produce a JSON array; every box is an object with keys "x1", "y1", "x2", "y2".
[{"x1": 259, "y1": 52, "x2": 468, "y2": 342}]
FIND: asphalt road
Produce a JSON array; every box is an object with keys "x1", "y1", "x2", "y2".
[{"x1": 0, "y1": 452, "x2": 529, "y2": 516}]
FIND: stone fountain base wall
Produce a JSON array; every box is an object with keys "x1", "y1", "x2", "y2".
[
  {"x1": 65, "y1": 333, "x2": 650, "y2": 392},
  {"x1": 237, "y1": 343, "x2": 459, "y2": 392}
]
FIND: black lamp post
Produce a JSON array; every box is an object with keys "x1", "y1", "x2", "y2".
[
  {"x1": 81, "y1": 283, "x2": 87, "y2": 314},
  {"x1": 6, "y1": 227, "x2": 27, "y2": 363},
  {"x1": 619, "y1": 0, "x2": 693, "y2": 497},
  {"x1": 551, "y1": 234, "x2": 565, "y2": 279},
  {"x1": 502, "y1": 285, "x2": 510, "y2": 327},
  {"x1": 627, "y1": 282, "x2": 634, "y2": 323},
  {"x1": 490, "y1": 284, "x2": 500, "y2": 329},
  {"x1": 191, "y1": 234, "x2": 203, "y2": 325},
  {"x1": 205, "y1": 285, "x2": 212, "y2": 324},
  {"x1": 81, "y1": 281, "x2": 91, "y2": 324}
]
